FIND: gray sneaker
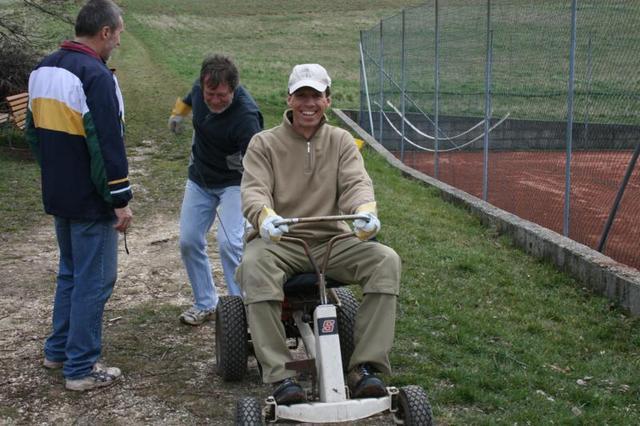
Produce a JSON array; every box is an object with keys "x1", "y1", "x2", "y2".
[
  {"x1": 65, "y1": 363, "x2": 121, "y2": 392},
  {"x1": 179, "y1": 306, "x2": 215, "y2": 325}
]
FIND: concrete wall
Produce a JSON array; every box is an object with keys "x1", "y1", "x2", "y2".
[
  {"x1": 357, "y1": 110, "x2": 640, "y2": 152},
  {"x1": 335, "y1": 108, "x2": 640, "y2": 317}
]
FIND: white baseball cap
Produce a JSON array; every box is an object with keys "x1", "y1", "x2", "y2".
[{"x1": 288, "y1": 64, "x2": 331, "y2": 94}]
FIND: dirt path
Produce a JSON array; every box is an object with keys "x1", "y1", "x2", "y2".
[
  {"x1": 0, "y1": 141, "x2": 395, "y2": 425},
  {"x1": 0, "y1": 141, "x2": 244, "y2": 424}
]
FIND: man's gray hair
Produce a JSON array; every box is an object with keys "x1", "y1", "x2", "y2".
[
  {"x1": 75, "y1": 0, "x2": 123, "y2": 37},
  {"x1": 200, "y1": 54, "x2": 239, "y2": 91}
]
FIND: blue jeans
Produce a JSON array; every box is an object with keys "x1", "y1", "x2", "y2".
[
  {"x1": 179, "y1": 179, "x2": 243, "y2": 310},
  {"x1": 44, "y1": 216, "x2": 118, "y2": 379}
]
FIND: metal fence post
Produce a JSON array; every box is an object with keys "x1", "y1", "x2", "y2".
[
  {"x1": 482, "y1": 1, "x2": 493, "y2": 201},
  {"x1": 563, "y1": 0, "x2": 578, "y2": 237},
  {"x1": 434, "y1": 0, "x2": 440, "y2": 179},
  {"x1": 400, "y1": 10, "x2": 407, "y2": 162},
  {"x1": 359, "y1": 33, "x2": 365, "y2": 130},
  {"x1": 379, "y1": 20, "x2": 385, "y2": 149},
  {"x1": 359, "y1": 33, "x2": 375, "y2": 139}
]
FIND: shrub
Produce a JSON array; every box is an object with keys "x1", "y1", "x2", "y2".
[{"x1": 0, "y1": 37, "x2": 39, "y2": 100}]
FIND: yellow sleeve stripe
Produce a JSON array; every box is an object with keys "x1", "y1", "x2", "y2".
[
  {"x1": 171, "y1": 97, "x2": 192, "y2": 116},
  {"x1": 30, "y1": 97, "x2": 85, "y2": 137},
  {"x1": 108, "y1": 177, "x2": 129, "y2": 185}
]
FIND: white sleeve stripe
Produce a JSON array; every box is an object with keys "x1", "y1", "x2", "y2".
[{"x1": 110, "y1": 186, "x2": 131, "y2": 195}]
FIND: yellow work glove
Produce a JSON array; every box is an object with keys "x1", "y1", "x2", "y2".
[
  {"x1": 258, "y1": 207, "x2": 289, "y2": 243},
  {"x1": 353, "y1": 202, "x2": 381, "y2": 241}
]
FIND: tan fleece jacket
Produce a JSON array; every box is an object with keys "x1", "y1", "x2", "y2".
[{"x1": 241, "y1": 110, "x2": 376, "y2": 242}]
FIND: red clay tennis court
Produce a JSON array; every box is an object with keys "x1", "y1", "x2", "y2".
[{"x1": 397, "y1": 150, "x2": 640, "y2": 271}]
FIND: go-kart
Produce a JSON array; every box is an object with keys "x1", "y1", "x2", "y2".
[{"x1": 214, "y1": 215, "x2": 433, "y2": 425}]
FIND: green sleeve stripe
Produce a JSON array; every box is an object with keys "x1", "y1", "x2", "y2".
[
  {"x1": 83, "y1": 112, "x2": 113, "y2": 204},
  {"x1": 25, "y1": 110, "x2": 42, "y2": 166}
]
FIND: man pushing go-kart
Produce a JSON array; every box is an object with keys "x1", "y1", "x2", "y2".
[{"x1": 236, "y1": 63, "x2": 401, "y2": 405}]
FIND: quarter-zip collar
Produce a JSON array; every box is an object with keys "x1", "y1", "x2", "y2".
[{"x1": 282, "y1": 109, "x2": 329, "y2": 174}]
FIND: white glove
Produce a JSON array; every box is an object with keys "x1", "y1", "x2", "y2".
[
  {"x1": 353, "y1": 212, "x2": 381, "y2": 241},
  {"x1": 168, "y1": 115, "x2": 185, "y2": 134},
  {"x1": 259, "y1": 207, "x2": 289, "y2": 243}
]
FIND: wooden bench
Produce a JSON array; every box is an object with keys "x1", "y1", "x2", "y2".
[
  {"x1": 1, "y1": 92, "x2": 29, "y2": 130},
  {"x1": 7, "y1": 92, "x2": 29, "y2": 130}
]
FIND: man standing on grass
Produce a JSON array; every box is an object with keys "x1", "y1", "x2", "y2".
[
  {"x1": 168, "y1": 55, "x2": 263, "y2": 325},
  {"x1": 237, "y1": 64, "x2": 401, "y2": 404},
  {"x1": 26, "y1": 0, "x2": 131, "y2": 391}
]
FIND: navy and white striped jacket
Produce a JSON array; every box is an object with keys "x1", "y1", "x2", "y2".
[{"x1": 26, "y1": 41, "x2": 132, "y2": 220}]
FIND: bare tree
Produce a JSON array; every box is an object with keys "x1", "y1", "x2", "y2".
[{"x1": 0, "y1": 0, "x2": 74, "y2": 99}]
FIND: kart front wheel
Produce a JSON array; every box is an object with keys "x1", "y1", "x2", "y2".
[
  {"x1": 235, "y1": 396, "x2": 263, "y2": 425},
  {"x1": 396, "y1": 385, "x2": 433, "y2": 426}
]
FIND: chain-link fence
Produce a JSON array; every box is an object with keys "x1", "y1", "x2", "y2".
[{"x1": 359, "y1": 0, "x2": 640, "y2": 271}]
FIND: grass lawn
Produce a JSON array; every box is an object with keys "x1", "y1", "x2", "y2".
[
  {"x1": 365, "y1": 150, "x2": 639, "y2": 424},
  {"x1": 1, "y1": 0, "x2": 638, "y2": 424}
]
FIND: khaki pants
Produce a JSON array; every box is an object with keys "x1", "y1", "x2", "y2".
[{"x1": 235, "y1": 237, "x2": 401, "y2": 383}]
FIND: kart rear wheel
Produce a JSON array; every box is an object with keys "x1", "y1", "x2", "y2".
[
  {"x1": 216, "y1": 296, "x2": 248, "y2": 381},
  {"x1": 333, "y1": 287, "x2": 359, "y2": 372},
  {"x1": 396, "y1": 385, "x2": 433, "y2": 426},
  {"x1": 235, "y1": 397, "x2": 263, "y2": 425}
]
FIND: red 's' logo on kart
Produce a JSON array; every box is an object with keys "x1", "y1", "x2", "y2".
[{"x1": 318, "y1": 318, "x2": 338, "y2": 335}]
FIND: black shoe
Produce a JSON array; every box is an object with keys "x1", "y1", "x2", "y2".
[
  {"x1": 347, "y1": 363, "x2": 387, "y2": 398},
  {"x1": 272, "y1": 378, "x2": 307, "y2": 405}
]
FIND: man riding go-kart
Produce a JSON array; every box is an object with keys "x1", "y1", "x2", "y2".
[
  {"x1": 236, "y1": 63, "x2": 401, "y2": 405},
  {"x1": 220, "y1": 213, "x2": 431, "y2": 424},
  {"x1": 218, "y1": 63, "x2": 432, "y2": 424}
]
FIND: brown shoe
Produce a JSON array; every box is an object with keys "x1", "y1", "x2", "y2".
[{"x1": 347, "y1": 364, "x2": 387, "y2": 398}]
